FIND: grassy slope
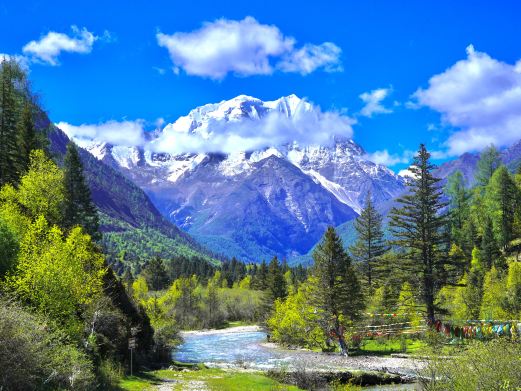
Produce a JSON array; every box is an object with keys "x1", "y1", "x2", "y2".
[{"x1": 119, "y1": 368, "x2": 302, "y2": 391}]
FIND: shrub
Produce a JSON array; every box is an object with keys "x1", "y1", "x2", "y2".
[
  {"x1": 0, "y1": 298, "x2": 96, "y2": 390},
  {"x1": 419, "y1": 339, "x2": 521, "y2": 390}
]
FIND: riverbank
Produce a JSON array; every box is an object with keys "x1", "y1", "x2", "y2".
[
  {"x1": 176, "y1": 325, "x2": 423, "y2": 378},
  {"x1": 180, "y1": 324, "x2": 263, "y2": 336}
]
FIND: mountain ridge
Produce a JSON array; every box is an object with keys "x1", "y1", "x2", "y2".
[{"x1": 69, "y1": 94, "x2": 407, "y2": 261}]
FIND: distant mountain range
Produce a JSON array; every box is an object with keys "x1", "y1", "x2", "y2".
[
  {"x1": 72, "y1": 95, "x2": 407, "y2": 262},
  {"x1": 434, "y1": 139, "x2": 521, "y2": 185},
  {"x1": 35, "y1": 112, "x2": 216, "y2": 267}
]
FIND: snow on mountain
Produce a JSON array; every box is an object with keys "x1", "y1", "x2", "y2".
[{"x1": 74, "y1": 94, "x2": 407, "y2": 261}]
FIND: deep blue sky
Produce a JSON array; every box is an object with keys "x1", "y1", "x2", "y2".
[{"x1": 1, "y1": 1, "x2": 520, "y2": 170}]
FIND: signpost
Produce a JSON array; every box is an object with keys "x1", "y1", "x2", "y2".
[{"x1": 129, "y1": 327, "x2": 139, "y2": 376}]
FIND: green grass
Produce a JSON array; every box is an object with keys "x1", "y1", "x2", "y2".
[
  {"x1": 355, "y1": 337, "x2": 427, "y2": 356},
  {"x1": 119, "y1": 368, "x2": 303, "y2": 391}
]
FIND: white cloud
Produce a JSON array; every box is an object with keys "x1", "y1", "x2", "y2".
[
  {"x1": 277, "y1": 42, "x2": 342, "y2": 75},
  {"x1": 149, "y1": 104, "x2": 355, "y2": 154},
  {"x1": 56, "y1": 120, "x2": 145, "y2": 147},
  {"x1": 364, "y1": 149, "x2": 413, "y2": 166},
  {"x1": 23, "y1": 26, "x2": 97, "y2": 65},
  {"x1": 359, "y1": 87, "x2": 393, "y2": 117},
  {"x1": 414, "y1": 45, "x2": 521, "y2": 155},
  {"x1": 156, "y1": 17, "x2": 342, "y2": 79}
]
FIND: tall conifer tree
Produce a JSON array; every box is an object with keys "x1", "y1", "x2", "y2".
[
  {"x1": 0, "y1": 59, "x2": 23, "y2": 186},
  {"x1": 389, "y1": 144, "x2": 449, "y2": 323},
  {"x1": 63, "y1": 142, "x2": 100, "y2": 240},
  {"x1": 349, "y1": 191, "x2": 388, "y2": 291},
  {"x1": 311, "y1": 227, "x2": 364, "y2": 355}
]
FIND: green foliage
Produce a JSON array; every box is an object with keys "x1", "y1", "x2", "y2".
[
  {"x1": 505, "y1": 261, "x2": 521, "y2": 318},
  {"x1": 475, "y1": 144, "x2": 501, "y2": 187},
  {"x1": 349, "y1": 192, "x2": 388, "y2": 291},
  {"x1": 141, "y1": 256, "x2": 169, "y2": 291},
  {"x1": 389, "y1": 144, "x2": 449, "y2": 323},
  {"x1": 0, "y1": 216, "x2": 18, "y2": 277},
  {"x1": 63, "y1": 142, "x2": 100, "y2": 240},
  {"x1": 311, "y1": 227, "x2": 364, "y2": 354},
  {"x1": 420, "y1": 339, "x2": 521, "y2": 390},
  {"x1": 445, "y1": 171, "x2": 471, "y2": 254},
  {"x1": 0, "y1": 298, "x2": 96, "y2": 390},
  {"x1": 266, "y1": 256, "x2": 288, "y2": 303},
  {"x1": 7, "y1": 216, "x2": 106, "y2": 334},
  {"x1": 267, "y1": 277, "x2": 326, "y2": 348},
  {"x1": 480, "y1": 266, "x2": 508, "y2": 320},
  {"x1": 17, "y1": 150, "x2": 65, "y2": 226},
  {"x1": 0, "y1": 59, "x2": 25, "y2": 187},
  {"x1": 485, "y1": 165, "x2": 520, "y2": 250}
]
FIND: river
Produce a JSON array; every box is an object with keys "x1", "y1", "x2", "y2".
[{"x1": 173, "y1": 326, "x2": 421, "y2": 389}]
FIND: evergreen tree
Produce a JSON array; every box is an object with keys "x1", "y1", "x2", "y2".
[
  {"x1": 0, "y1": 59, "x2": 23, "y2": 186},
  {"x1": 141, "y1": 256, "x2": 169, "y2": 291},
  {"x1": 349, "y1": 191, "x2": 388, "y2": 291},
  {"x1": 63, "y1": 142, "x2": 100, "y2": 240},
  {"x1": 389, "y1": 144, "x2": 449, "y2": 323},
  {"x1": 485, "y1": 166, "x2": 520, "y2": 250},
  {"x1": 267, "y1": 256, "x2": 287, "y2": 302},
  {"x1": 311, "y1": 227, "x2": 364, "y2": 355},
  {"x1": 445, "y1": 170, "x2": 470, "y2": 249},
  {"x1": 16, "y1": 101, "x2": 38, "y2": 174},
  {"x1": 475, "y1": 144, "x2": 501, "y2": 187},
  {"x1": 254, "y1": 260, "x2": 269, "y2": 290},
  {"x1": 481, "y1": 217, "x2": 500, "y2": 270}
]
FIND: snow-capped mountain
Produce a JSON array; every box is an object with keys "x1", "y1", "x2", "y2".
[{"x1": 72, "y1": 95, "x2": 407, "y2": 261}]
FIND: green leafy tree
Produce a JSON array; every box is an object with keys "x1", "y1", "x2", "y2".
[
  {"x1": 311, "y1": 227, "x2": 364, "y2": 355},
  {"x1": 480, "y1": 266, "x2": 508, "y2": 320},
  {"x1": 389, "y1": 144, "x2": 449, "y2": 323},
  {"x1": 63, "y1": 142, "x2": 100, "y2": 239},
  {"x1": 7, "y1": 216, "x2": 106, "y2": 335},
  {"x1": 505, "y1": 261, "x2": 521, "y2": 319},
  {"x1": 475, "y1": 144, "x2": 501, "y2": 187},
  {"x1": 17, "y1": 150, "x2": 65, "y2": 226},
  {"x1": 349, "y1": 191, "x2": 388, "y2": 291}
]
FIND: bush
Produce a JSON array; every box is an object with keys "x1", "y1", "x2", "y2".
[
  {"x1": 0, "y1": 298, "x2": 96, "y2": 390},
  {"x1": 420, "y1": 339, "x2": 521, "y2": 390}
]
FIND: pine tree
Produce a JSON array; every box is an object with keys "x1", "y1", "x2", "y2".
[
  {"x1": 141, "y1": 256, "x2": 169, "y2": 291},
  {"x1": 16, "y1": 101, "x2": 38, "y2": 175},
  {"x1": 485, "y1": 166, "x2": 520, "y2": 250},
  {"x1": 0, "y1": 59, "x2": 23, "y2": 186},
  {"x1": 389, "y1": 144, "x2": 449, "y2": 323},
  {"x1": 311, "y1": 227, "x2": 364, "y2": 355},
  {"x1": 481, "y1": 217, "x2": 500, "y2": 270},
  {"x1": 267, "y1": 256, "x2": 287, "y2": 302},
  {"x1": 475, "y1": 144, "x2": 501, "y2": 187},
  {"x1": 63, "y1": 142, "x2": 100, "y2": 240},
  {"x1": 349, "y1": 191, "x2": 388, "y2": 291},
  {"x1": 445, "y1": 170, "x2": 470, "y2": 249},
  {"x1": 254, "y1": 260, "x2": 269, "y2": 290}
]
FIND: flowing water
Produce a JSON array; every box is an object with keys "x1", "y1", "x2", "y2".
[
  {"x1": 173, "y1": 327, "x2": 420, "y2": 389},
  {"x1": 173, "y1": 329, "x2": 292, "y2": 369}
]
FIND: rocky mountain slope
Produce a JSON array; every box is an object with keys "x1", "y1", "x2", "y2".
[
  {"x1": 72, "y1": 95, "x2": 406, "y2": 261},
  {"x1": 41, "y1": 116, "x2": 216, "y2": 266}
]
